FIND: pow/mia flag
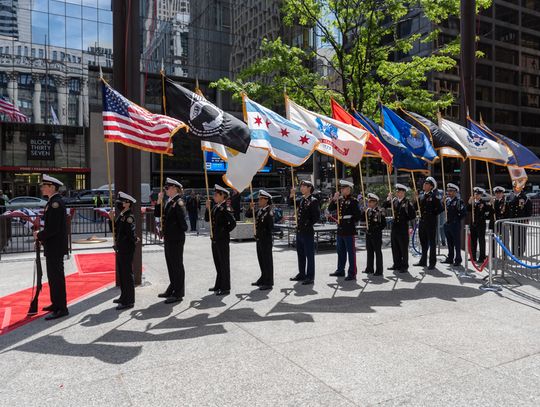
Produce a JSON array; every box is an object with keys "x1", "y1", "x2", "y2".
[{"x1": 164, "y1": 78, "x2": 250, "y2": 153}]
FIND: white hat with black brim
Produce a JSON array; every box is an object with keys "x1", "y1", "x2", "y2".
[
  {"x1": 165, "y1": 177, "x2": 183, "y2": 189},
  {"x1": 214, "y1": 184, "x2": 229, "y2": 196},
  {"x1": 259, "y1": 190, "x2": 272, "y2": 199},
  {"x1": 493, "y1": 186, "x2": 505, "y2": 193},
  {"x1": 41, "y1": 174, "x2": 63, "y2": 187},
  {"x1": 447, "y1": 183, "x2": 459, "y2": 192},
  {"x1": 118, "y1": 191, "x2": 136, "y2": 203},
  {"x1": 339, "y1": 179, "x2": 354, "y2": 188},
  {"x1": 424, "y1": 176, "x2": 437, "y2": 189},
  {"x1": 395, "y1": 183, "x2": 409, "y2": 192},
  {"x1": 367, "y1": 193, "x2": 379, "y2": 201}
]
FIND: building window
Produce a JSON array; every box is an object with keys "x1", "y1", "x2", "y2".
[
  {"x1": 522, "y1": 54, "x2": 539, "y2": 71},
  {"x1": 522, "y1": 93, "x2": 540, "y2": 108},
  {"x1": 477, "y1": 64, "x2": 492, "y2": 81},
  {"x1": 477, "y1": 86, "x2": 492, "y2": 102},
  {"x1": 521, "y1": 33, "x2": 540, "y2": 51},
  {"x1": 495, "y1": 88, "x2": 518, "y2": 105},
  {"x1": 495, "y1": 26, "x2": 517, "y2": 44},
  {"x1": 522, "y1": 113, "x2": 539, "y2": 127},
  {"x1": 522, "y1": 73, "x2": 540, "y2": 88},
  {"x1": 494, "y1": 109, "x2": 518, "y2": 125},
  {"x1": 495, "y1": 67, "x2": 518, "y2": 85},
  {"x1": 495, "y1": 5, "x2": 518, "y2": 25},
  {"x1": 495, "y1": 47, "x2": 518, "y2": 65}
]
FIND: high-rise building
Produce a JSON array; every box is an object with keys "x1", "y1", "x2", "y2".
[{"x1": 392, "y1": 1, "x2": 540, "y2": 186}]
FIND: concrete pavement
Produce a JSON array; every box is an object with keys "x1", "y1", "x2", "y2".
[{"x1": 1, "y1": 234, "x2": 539, "y2": 406}]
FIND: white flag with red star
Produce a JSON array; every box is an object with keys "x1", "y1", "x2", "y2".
[{"x1": 286, "y1": 98, "x2": 368, "y2": 166}]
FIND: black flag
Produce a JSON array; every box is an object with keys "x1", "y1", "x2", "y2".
[
  {"x1": 164, "y1": 78, "x2": 250, "y2": 153},
  {"x1": 398, "y1": 109, "x2": 468, "y2": 159}
]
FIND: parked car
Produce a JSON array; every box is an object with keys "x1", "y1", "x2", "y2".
[
  {"x1": 65, "y1": 189, "x2": 112, "y2": 207},
  {"x1": 242, "y1": 189, "x2": 286, "y2": 204},
  {"x1": 5, "y1": 196, "x2": 48, "y2": 210}
]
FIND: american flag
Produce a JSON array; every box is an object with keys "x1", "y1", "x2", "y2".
[
  {"x1": 102, "y1": 82, "x2": 186, "y2": 155},
  {"x1": 0, "y1": 97, "x2": 29, "y2": 122}
]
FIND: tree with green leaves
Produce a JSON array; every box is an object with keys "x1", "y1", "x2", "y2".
[{"x1": 212, "y1": 0, "x2": 491, "y2": 118}]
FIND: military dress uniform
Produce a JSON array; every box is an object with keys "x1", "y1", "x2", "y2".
[
  {"x1": 290, "y1": 180, "x2": 321, "y2": 284},
  {"x1": 442, "y1": 184, "x2": 467, "y2": 266},
  {"x1": 113, "y1": 192, "x2": 138, "y2": 309},
  {"x1": 383, "y1": 184, "x2": 416, "y2": 273},
  {"x1": 467, "y1": 188, "x2": 494, "y2": 263},
  {"x1": 37, "y1": 175, "x2": 69, "y2": 319},
  {"x1": 363, "y1": 194, "x2": 386, "y2": 275},
  {"x1": 506, "y1": 188, "x2": 532, "y2": 257},
  {"x1": 205, "y1": 185, "x2": 237, "y2": 295},
  {"x1": 154, "y1": 178, "x2": 188, "y2": 303},
  {"x1": 415, "y1": 177, "x2": 444, "y2": 269},
  {"x1": 246, "y1": 190, "x2": 274, "y2": 289},
  {"x1": 328, "y1": 180, "x2": 361, "y2": 280},
  {"x1": 490, "y1": 186, "x2": 509, "y2": 255}
]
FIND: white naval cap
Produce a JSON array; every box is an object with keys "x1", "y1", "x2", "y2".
[
  {"x1": 395, "y1": 183, "x2": 409, "y2": 191},
  {"x1": 259, "y1": 190, "x2": 272, "y2": 199},
  {"x1": 367, "y1": 193, "x2": 379, "y2": 201},
  {"x1": 446, "y1": 183, "x2": 459, "y2": 192},
  {"x1": 299, "y1": 179, "x2": 313, "y2": 187},
  {"x1": 214, "y1": 184, "x2": 229, "y2": 196},
  {"x1": 339, "y1": 179, "x2": 354, "y2": 188},
  {"x1": 165, "y1": 177, "x2": 183, "y2": 189},
  {"x1": 41, "y1": 174, "x2": 63, "y2": 187},
  {"x1": 493, "y1": 186, "x2": 505, "y2": 193},
  {"x1": 473, "y1": 187, "x2": 486, "y2": 195},
  {"x1": 424, "y1": 176, "x2": 437, "y2": 189},
  {"x1": 117, "y1": 191, "x2": 136, "y2": 203}
]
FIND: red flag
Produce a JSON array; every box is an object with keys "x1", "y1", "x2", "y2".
[{"x1": 330, "y1": 99, "x2": 393, "y2": 166}]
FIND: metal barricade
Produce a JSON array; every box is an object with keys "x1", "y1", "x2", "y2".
[{"x1": 492, "y1": 216, "x2": 540, "y2": 282}]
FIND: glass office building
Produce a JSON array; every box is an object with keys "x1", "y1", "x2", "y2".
[{"x1": 0, "y1": 0, "x2": 113, "y2": 196}]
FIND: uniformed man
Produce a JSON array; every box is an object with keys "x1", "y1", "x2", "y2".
[
  {"x1": 506, "y1": 181, "x2": 532, "y2": 257},
  {"x1": 289, "y1": 180, "x2": 321, "y2": 285},
  {"x1": 467, "y1": 187, "x2": 494, "y2": 263},
  {"x1": 384, "y1": 183, "x2": 416, "y2": 273},
  {"x1": 362, "y1": 193, "x2": 386, "y2": 276},
  {"x1": 205, "y1": 185, "x2": 237, "y2": 295},
  {"x1": 442, "y1": 183, "x2": 467, "y2": 266},
  {"x1": 246, "y1": 190, "x2": 274, "y2": 290},
  {"x1": 328, "y1": 180, "x2": 361, "y2": 281},
  {"x1": 110, "y1": 192, "x2": 138, "y2": 310},
  {"x1": 154, "y1": 178, "x2": 188, "y2": 304},
  {"x1": 414, "y1": 177, "x2": 444, "y2": 270},
  {"x1": 33, "y1": 174, "x2": 69, "y2": 320}
]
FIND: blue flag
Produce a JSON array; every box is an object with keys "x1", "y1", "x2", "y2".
[
  {"x1": 353, "y1": 111, "x2": 428, "y2": 173},
  {"x1": 381, "y1": 105, "x2": 438, "y2": 163},
  {"x1": 468, "y1": 118, "x2": 540, "y2": 169}
]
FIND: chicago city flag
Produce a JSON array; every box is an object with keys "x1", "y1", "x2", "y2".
[
  {"x1": 286, "y1": 98, "x2": 368, "y2": 166},
  {"x1": 244, "y1": 95, "x2": 318, "y2": 166}
]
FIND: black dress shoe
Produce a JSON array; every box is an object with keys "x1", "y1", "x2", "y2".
[
  {"x1": 44, "y1": 310, "x2": 69, "y2": 320},
  {"x1": 441, "y1": 259, "x2": 453, "y2": 264},
  {"x1": 427, "y1": 265, "x2": 436, "y2": 270},
  {"x1": 116, "y1": 303, "x2": 134, "y2": 310},
  {"x1": 373, "y1": 272, "x2": 383, "y2": 276},
  {"x1": 251, "y1": 281, "x2": 261, "y2": 286},
  {"x1": 301, "y1": 279, "x2": 314, "y2": 285},
  {"x1": 477, "y1": 257, "x2": 486, "y2": 263},
  {"x1": 113, "y1": 298, "x2": 122, "y2": 304},
  {"x1": 387, "y1": 266, "x2": 398, "y2": 270},
  {"x1": 164, "y1": 296, "x2": 183, "y2": 304},
  {"x1": 215, "y1": 289, "x2": 230, "y2": 296},
  {"x1": 363, "y1": 270, "x2": 374, "y2": 274},
  {"x1": 399, "y1": 269, "x2": 409, "y2": 273},
  {"x1": 453, "y1": 262, "x2": 462, "y2": 267},
  {"x1": 344, "y1": 276, "x2": 356, "y2": 281},
  {"x1": 290, "y1": 274, "x2": 306, "y2": 281},
  {"x1": 259, "y1": 285, "x2": 272, "y2": 291},
  {"x1": 158, "y1": 292, "x2": 172, "y2": 298},
  {"x1": 329, "y1": 271, "x2": 345, "y2": 277},
  {"x1": 413, "y1": 262, "x2": 427, "y2": 267},
  {"x1": 208, "y1": 287, "x2": 218, "y2": 292},
  {"x1": 42, "y1": 304, "x2": 55, "y2": 312}
]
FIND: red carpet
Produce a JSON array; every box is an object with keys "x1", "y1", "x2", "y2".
[{"x1": 0, "y1": 253, "x2": 116, "y2": 335}]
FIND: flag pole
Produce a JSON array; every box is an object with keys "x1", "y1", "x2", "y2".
[
  {"x1": 202, "y1": 149, "x2": 213, "y2": 239},
  {"x1": 240, "y1": 92, "x2": 257, "y2": 237},
  {"x1": 469, "y1": 158, "x2": 475, "y2": 223},
  {"x1": 485, "y1": 161, "x2": 496, "y2": 224},
  {"x1": 410, "y1": 172, "x2": 421, "y2": 218},
  {"x1": 385, "y1": 164, "x2": 395, "y2": 218},
  {"x1": 358, "y1": 162, "x2": 369, "y2": 230},
  {"x1": 291, "y1": 166, "x2": 298, "y2": 226},
  {"x1": 284, "y1": 90, "x2": 297, "y2": 227},
  {"x1": 159, "y1": 64, "x2": 166, "y2": 230},
  {"x1": 248, "y1": 183, "x2": 256, "y2": 236},
  {"x1": 333, "y1": 156, "x2": 341, "y2": 223},
  {"x1": 440, "y1": 154, "x2": 448, "y2": 221},
  {"x1": 105, "y1": 140, "x2": 115, "y2": 242}
]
